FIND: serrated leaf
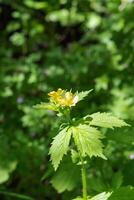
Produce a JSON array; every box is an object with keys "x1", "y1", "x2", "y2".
[
  {"x1": 90, "y1": 112, "x2": 129, "y2": 129},
  {"x1": 76, "y1": 90, "x2": 93, "y2": 102},
  {"x1": 51, "y1": 157, "x2": 80, "y2": 193},
  {"x1": 49, "y1": 127, "x2": 72, "y2": 170},
  {"x1": 90, "y1": 192, "x2": 112, "y2": 200},
  {"x1": 71, "y1": 124, "x2": 106, "y2": 159}
]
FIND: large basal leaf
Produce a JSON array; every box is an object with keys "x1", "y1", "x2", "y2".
[
  {"x1": 111, "y1": 171, "x2": 123, "y2": 189},
  {"x1": 49, "y1": 127, "x2": 72, "y2": 170},
  {"x1": 51, "y1": 157, "x2": 80, "y2": 193},
  {"x1": 109, "y1": 186, "x2": 134, "y2": 200},
  {"x1": 107, "y1": 124, "x2": 134, "y2": 144},
  {"x1": 90, "y1": 112, "x2": 129, "y2": 129},
  {"x1": 71, "y1": 124, "x2": 106, "y2": 159},
  {"x1": 89, "y1": 177, "x2": 108, "y2": 193}
]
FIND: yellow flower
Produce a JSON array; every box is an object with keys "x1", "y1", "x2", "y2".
[
  {"x1": 48, "y1": 88, "x2": 64, "y2": 103},
  {"x1": 48, "y1": 89, "x2": 78, "y2": 107},
  {"x1": 59, "y1": 92, "x2": 78, "y2": 107}
]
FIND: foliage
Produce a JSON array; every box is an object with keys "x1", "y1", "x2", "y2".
[
  {"x1": 0, "y1": 0, "x2": 134, "y2": 199},
  {"x1": 35, "y1": 89, "x2": 128, "y2": 199},
  {"x1": 89, "y1": 112, "x2": 129, "y2": 128},
  {"x1": 49, "y1": 127, "x2": 71, "y2": 171},
  {"x1": 51, "y1": 157, "x2": 80, "y2": 193},
  {"x1": 71, "y1": 125, "x2": 105, "y2": 159}
]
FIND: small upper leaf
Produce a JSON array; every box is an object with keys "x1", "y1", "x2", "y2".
[
  {"x1": 71, "y1": 124, "x2": 106, "y2": 159},
  {"x1": 49, "y1": 127, "x2": 72, "y2": 170},
  {"x1": 76, "y1": 90, "x2": 93, "y2": 102},
  {"x1": 90, "y1": 112, "x2": 129, "y2": 129},
  {"x1": 33, "y1": 102, "x2": 58, "y2": 111}
]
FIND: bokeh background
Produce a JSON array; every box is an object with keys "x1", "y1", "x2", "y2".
[{"x1": 0, "y1": 0, "x2": 134, "y2": 199}]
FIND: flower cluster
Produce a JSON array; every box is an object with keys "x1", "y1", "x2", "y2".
[{"x1": 48, "y1": 88, "x2": 78, "y2": 107}]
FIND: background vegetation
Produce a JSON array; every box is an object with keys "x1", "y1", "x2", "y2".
[{"x1": 0, "y1": 0, "x2": 134, "y2": 199}]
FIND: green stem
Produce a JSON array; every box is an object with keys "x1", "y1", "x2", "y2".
[
  {"x1": 64, "y1": 108, "x2": 71, "y2": 123},
  {"x1": 81, "y1": 157, "x2": 88, "y2": 200}
]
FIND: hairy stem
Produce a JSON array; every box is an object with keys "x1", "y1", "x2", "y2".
[{"x1": 81, "y1": 157, "x2": 88, "y2": 200}]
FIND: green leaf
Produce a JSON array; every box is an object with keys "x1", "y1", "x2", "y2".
[
  {"x1": 46, "y1": 9, "x2": 84, "y2": 26},
  {"x1": 111, "y1": 171, "x2": 123, "y2": 189},
  {"x1": 71, "y1": 125, "x2": 106, "y2": 159},
  {"x1": 71, "y1": 149, "x2": 79, "y2": 164},
  {"x1": 76, "y1": 90, "x2": 93, "y2": 102},
  {"x1": 90, "y1": 192, "x2": 111, "y2": 200},
  {"x1": 49, "y1": 127, "x2": 72, "y2": 170},
  {"x1": 90, "y1": 112, "x2": 129, "y2": 129},
  {"x1": 73, "y1": 193, "x2": 111, "y2": 200},
  {"x1": 33, "y1": 102, "x2": 58, "y2": 111},
  {"x1": 0, "y1": 161, "x2": 17, "y2": 184},
  {"x1": 109, "y1": 186, "x2": 134, "y2": 200},
  {"x1": 24, "y1": 0, "x2": 47, "y2": 9},
  {"x1": 89, "y1": 177, "x2": 107, "y2": 192},
  {"x1": 10, "y1": 32, "x2": 25, "y2": 46},
  {"x1": 51, "y1": 157, "x2": 80, "y2": 193},
  {"x1": 0, "y1": 169, "x2": 9, "y2": 184},
  {"x1": 107, "y1": 124, "x2": 134, "y2": 144}
]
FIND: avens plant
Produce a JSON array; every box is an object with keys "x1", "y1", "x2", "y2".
[{"x1": 34, "y1": 89, "x2": 129, "y2": 200}]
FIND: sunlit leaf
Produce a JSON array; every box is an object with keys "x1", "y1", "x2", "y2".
[
  {"x1": 33, "y1": 102, "x2": 58, "y2": 111},
  {"x1": 90, "y1": 192, "x2": 111, "y2": 200},
  {"x1": 49, "y1": 127, "x2": 72, "y2": 170},
  {"x1": 0, "y1": 169, "x2": 9, "y2": 184},
  {"x1": 76, "y1": 90, "x2": 93, "y2": 102},
  {"x1": 90, "y1": 112, "x2": 129, "y2": 129},
  {"x1": 24, "y1": 0, "x2": 47, "y2": 9},
  {"x1": 71, "y1": 124, "x2": 106, "y2": 159}
]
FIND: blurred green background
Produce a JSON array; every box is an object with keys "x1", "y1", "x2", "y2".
[{"x1": 0, "y1": 0, "x2": 134, "y2": 199}]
